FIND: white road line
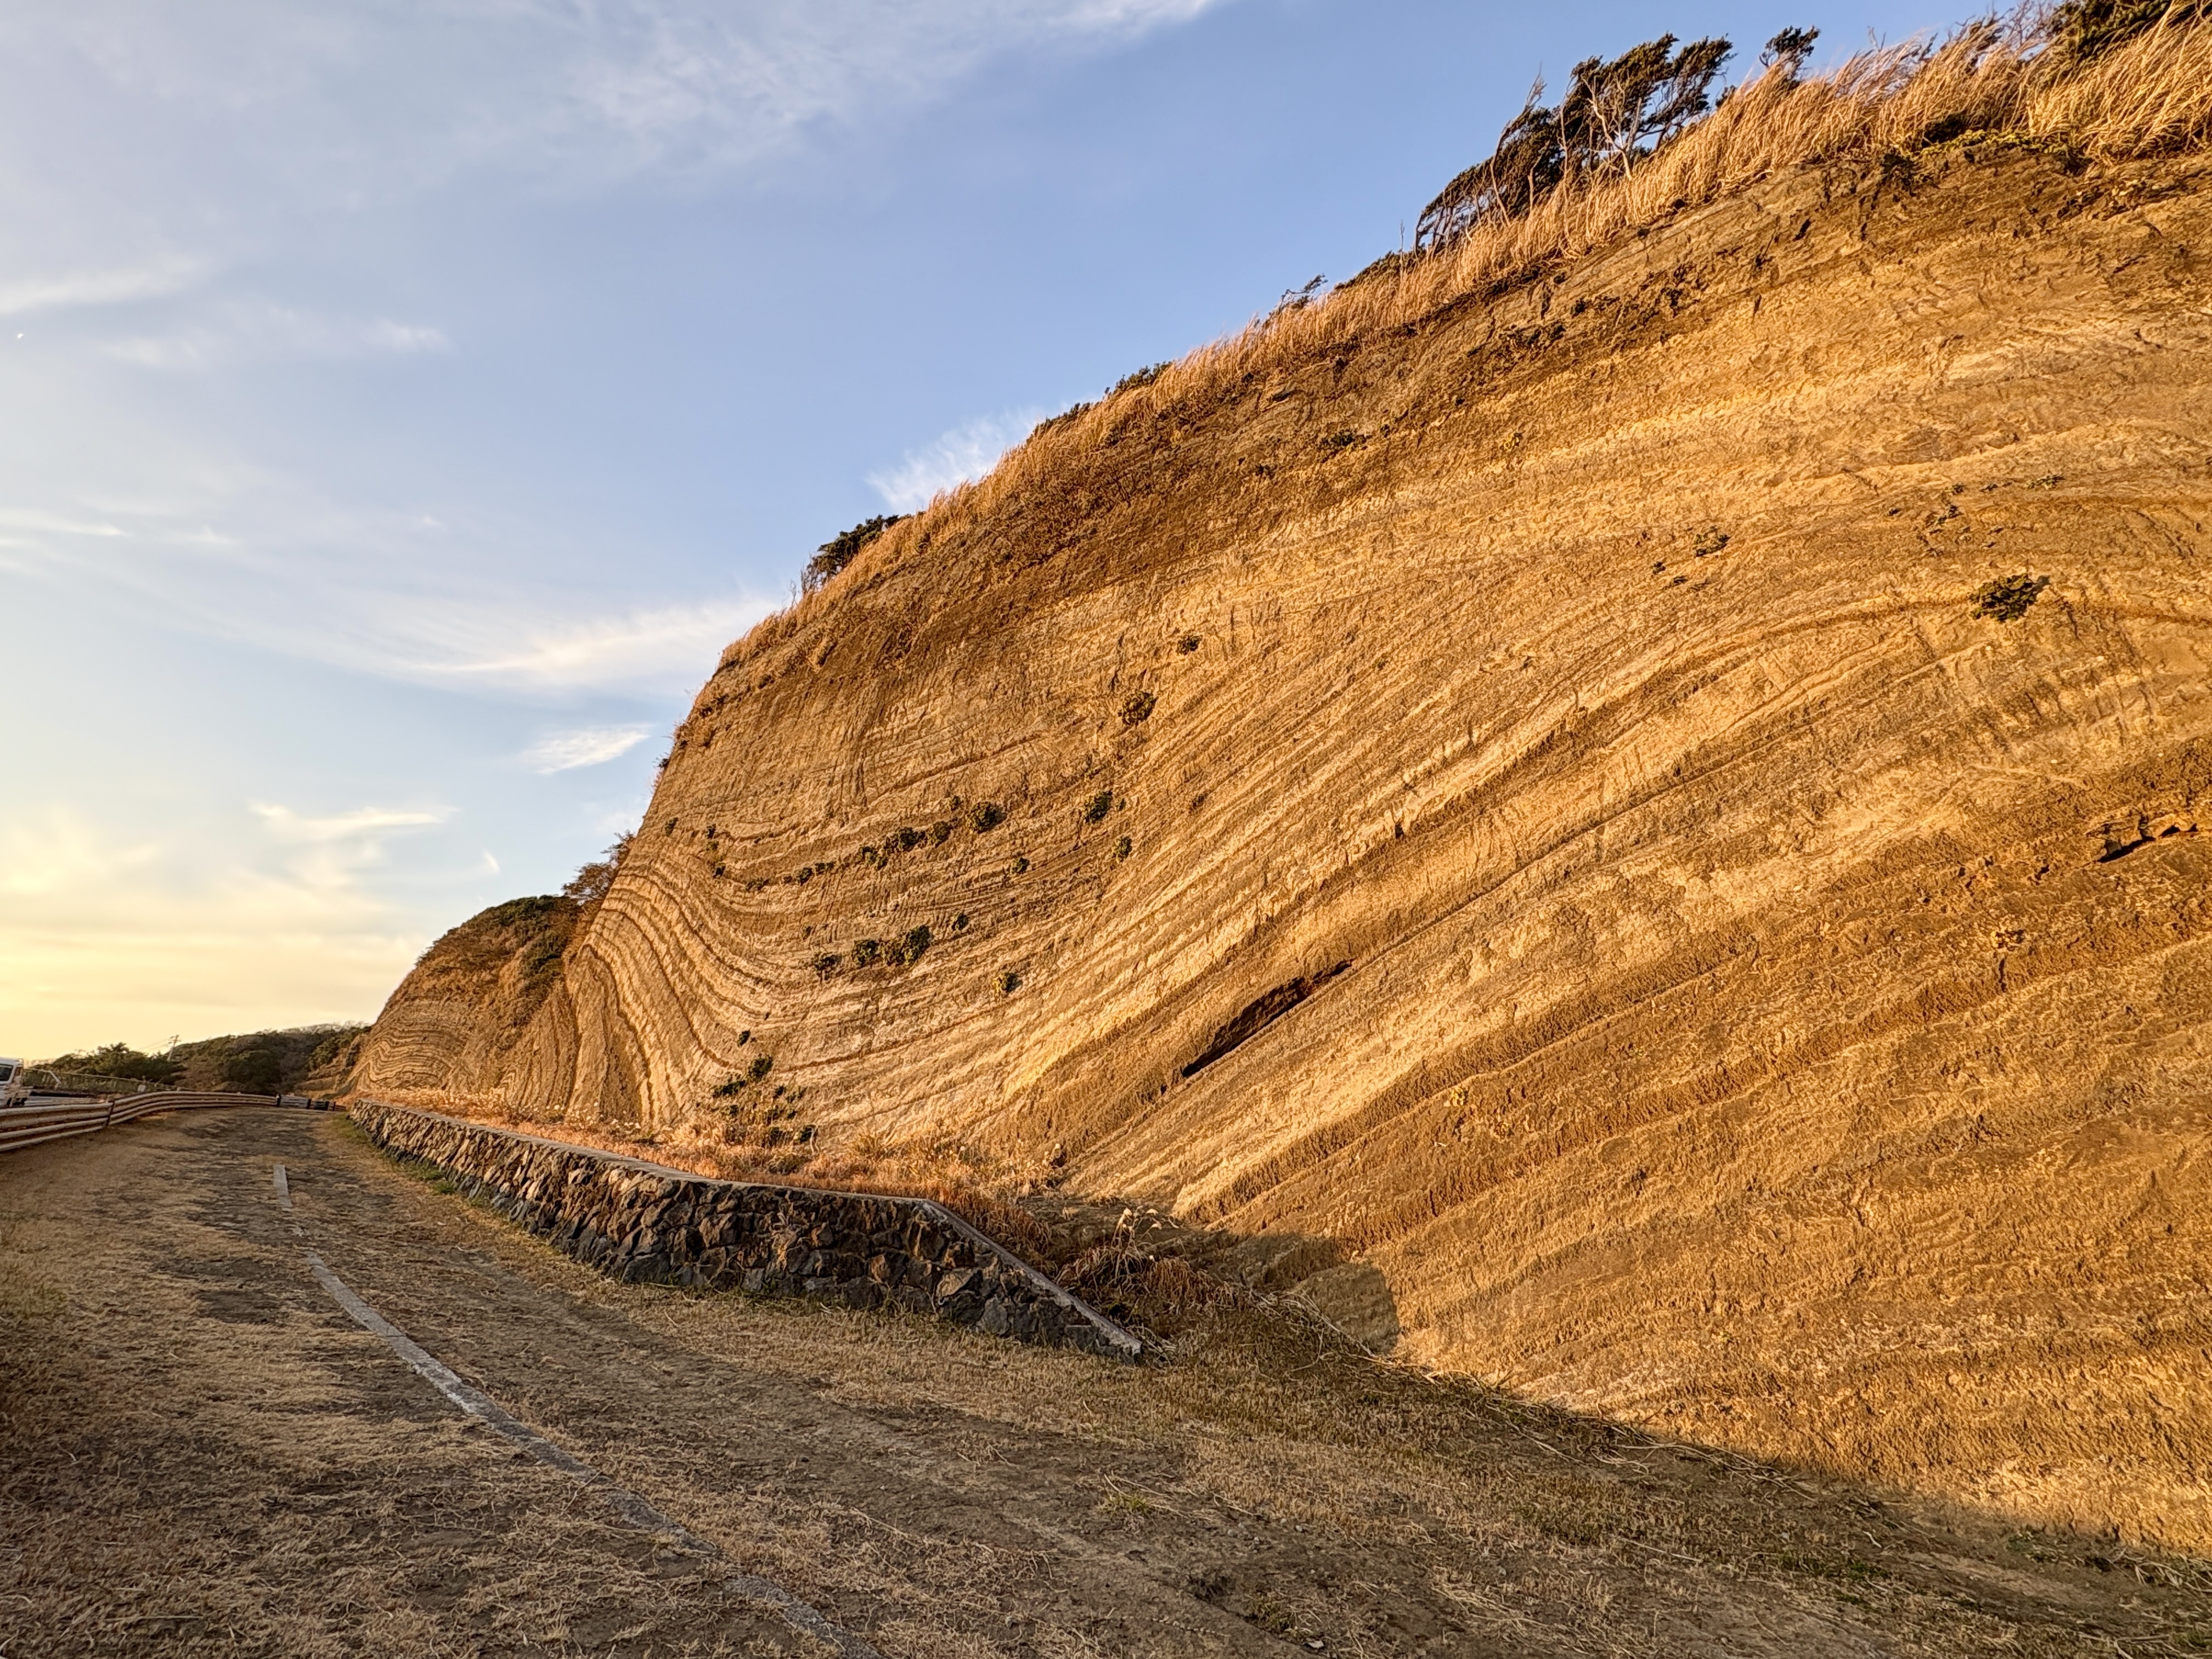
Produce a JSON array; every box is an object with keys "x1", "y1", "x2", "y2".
[{"x1": 304, "y1": 1249, "x2": 882, "y2": 1658}]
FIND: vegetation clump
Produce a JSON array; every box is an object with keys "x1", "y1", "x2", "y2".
[
  {"x1": 1030, "y1": 402, "x2": 1093, "y2": 439},
  {"x1": 802, "y1": 514, "x2": 906, "y2": 596},
  {"x1": 969, "y1": 800, "x2": 1006, "y2": 832},
  {"x1": 712, "y1": 1052, "x2": 776, "y2": 1100},
  {"x1": 1973, "y1": 573, "x2": 2051, "y2": 621},
  {"x1": 712, "y1": 1079, "x2": 813, "y2": 1150},
  {"x1": 1416, "y1": 32, "x2": 1737, "y2": 249},
  {"x1": 49, "y1": 1024, "x2": 369, "y2": 1096},
  {"x1": 1110, "y1": 362, "x2": 1171, "y2": 396},
  {"x1": 851, "y1": 938, "x2": 883, "y2": 967},
  {"x1": 561, "y1": 835, "x2": 633, "y2": 909},
  {"x1": 1060, "y1": 1245, "x2": 1234, "y2": 1336},
  {"x1": 1120, "y1": 691, "x2": 1156, "y2": 725},
  {"x1": 48, "y1": 1042, "x2": 183, "y2": 1087},
  {"x1": 1081, "y1": 790, "x2": 1114, "y2": 825},
  {"x1": 2052, "y1": 0, "x2": 2202, "y2": 67},
  {"x1": 889, "y1": 925, "x2": 934, "y2": 966}
]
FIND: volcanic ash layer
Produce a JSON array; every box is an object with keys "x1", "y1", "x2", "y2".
[{"x1": 359, "y1": 145, "x2": 2212, "y2": 1552}]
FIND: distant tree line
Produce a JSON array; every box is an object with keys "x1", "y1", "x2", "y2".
[{"x1": 47, "y1": 1025, "x2": 366, "y2": 1096}]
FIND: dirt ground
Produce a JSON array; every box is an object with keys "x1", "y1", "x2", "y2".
[{"x1": 2, "y1": 1108, "x2": 2205, "y2": 1657}]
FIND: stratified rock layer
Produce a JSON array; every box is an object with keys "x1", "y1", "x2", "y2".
[{"x1": 359, "y1": 147, "x2": 2212, "y2": 1549}]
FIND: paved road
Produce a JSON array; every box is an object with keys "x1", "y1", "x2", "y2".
[{"x1": 1, "y1": 1108, "x2": 2198, "y2": 1658}]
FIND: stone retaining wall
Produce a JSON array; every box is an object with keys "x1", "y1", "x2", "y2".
[{"x1": 352, "y1": 1100, "x2": 1141, "y2": 1361}]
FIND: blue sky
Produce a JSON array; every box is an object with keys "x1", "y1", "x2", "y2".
[{"x1": 0, "y1": 0, "x2": 1940, "y2": 1058}]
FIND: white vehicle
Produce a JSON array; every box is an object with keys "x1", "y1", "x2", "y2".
[{"x1": 0, "y1": 1057, "x2": 24, "y2": 1107}]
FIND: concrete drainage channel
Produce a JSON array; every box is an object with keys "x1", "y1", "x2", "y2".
[{"x1": 351, "y1": 1099, "x2": 1143, "y2": 1362}]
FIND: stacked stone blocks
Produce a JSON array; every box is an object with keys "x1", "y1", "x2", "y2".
[{"x1": 352, "y1": 1100, "x2": 1141, "y2": 1361}]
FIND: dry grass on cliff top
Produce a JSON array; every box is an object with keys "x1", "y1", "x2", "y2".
[{"x1": 724, "y1": 10, "x2": 2212, "y2": 662}]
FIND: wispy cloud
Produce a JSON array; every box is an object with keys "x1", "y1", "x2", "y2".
[
  {"x1": 868, "y1": 409, "x2": 1045, "y2": 512},
  {"x1": 0, "y1": 3, "x2": 1232, "y2": 204},
  {"x1": 435, "y1": 598, "x2": 774, "y2": 690},
  {"x1": 0, "y1": 256, "x2": 208, "y2": 319},
  {"x1": 551, "y1": 0, "x2": 1228, "y2": 176},
  {"x1": 250, "y1": 803, "x2": 449, "y2": 844},
  {"x1": 524, "y1": 725, "x2": 652, "y2": 774},
  {"x1": 0, "y1": 441, "x2": 768, "y2": 695},
  {"x1": 0, "y1": 807, "x2": 440, "y2": 1057},
  {"x1": 0, "y1": 507, "x2": 126, "y2": 539},
  {"x1": 103, "y1": 303, "x2": 450, "y2": 371}
]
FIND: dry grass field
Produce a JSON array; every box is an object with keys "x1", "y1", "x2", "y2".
[
  {"x1": 354, "y1": 17, "x2": 2212, "y2": 1559},
  {"x1": 5, "y1": 1108, "x2": 2209, "y2": 1656}
]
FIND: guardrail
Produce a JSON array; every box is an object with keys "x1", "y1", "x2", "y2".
[
  {"x1": 21, "y1": 1066, "x2": 165, "y2": 1098},
  {"x1": 0, "y1": 1092, "x2": 327, "y2": 1154}
]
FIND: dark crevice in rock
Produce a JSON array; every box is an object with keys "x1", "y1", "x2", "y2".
[{"x1": 1180, "y1": 961, "x2": 1351, "y2": 1080}]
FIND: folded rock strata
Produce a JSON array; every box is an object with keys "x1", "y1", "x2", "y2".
[{"x1": 358, "y1": 145, "x2": 2212, "y2": 1550}]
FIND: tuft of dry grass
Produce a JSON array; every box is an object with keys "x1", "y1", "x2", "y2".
[
  {"x1": 711, "y1": 10, "x2": 2212, "y2": 661},
  {"x1": 1061, "y1": 1244, "x2": 1239, "y2": 1335},
  {"x1": 2030, "y1": 11, "x2": 2212, "y2": 151}
]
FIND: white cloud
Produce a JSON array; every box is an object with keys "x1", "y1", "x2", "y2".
[
  {"x1": 548, "y1": 0, "x2": 1225, "y2": 176},
  {"x1": 0, "y1": 813, "x2": 159, "y2": 898},
  {"x1": 250, "y1": 803, "x2": 449, "y2": 844},
  {"x1": 0, "y1": 2, "x2": 1232, "y2": 205},
  {"x1": 103, "y1": 304, "x2": 451, "y2": 371},
  {"x1": 524, "y1": 725, "x2": 652, "y2": 774},
  {"x1": 435, "y1": 597, "x2": 774, "y2": 690},
  {"x1": 0, "y1": 257, "x2": 208, "y2": 319},
  {"x1": 0, "y1": 807, "x2": 436, "y2": 1058},
  {"x1": 0, "y1": 507, "x2": 125, "y2": 538},
  {"x1": 0, "y1": 432, "x2": 768, "y2": 695},
  {"x1": 868, "y1": 409, "x2": 1046, "y2": 513}
]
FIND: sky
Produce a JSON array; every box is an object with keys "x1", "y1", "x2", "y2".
[{"x1": 0, "y1": 0, "x2": 1944, "y2": 1060}]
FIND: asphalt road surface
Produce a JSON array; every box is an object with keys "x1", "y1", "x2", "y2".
[{"x1": 2, "y1": 1108, "x2": 2202, "y2": 1657}]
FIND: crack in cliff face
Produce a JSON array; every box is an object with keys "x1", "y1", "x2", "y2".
[
  {"x1": 1181, "y1": 962, "x2": 1351, "y2": 1080},
  {"x1": 356, "y1": 146, "x2": 2212, "y2": 1553}
]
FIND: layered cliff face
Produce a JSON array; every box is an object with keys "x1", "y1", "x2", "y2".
[
  {"x1": 358, "y1": 142, "x2": 2212, "y2": 1549},
  {"x1": 356, "y1": 896, "x2": 577, "y2": 1096}
]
